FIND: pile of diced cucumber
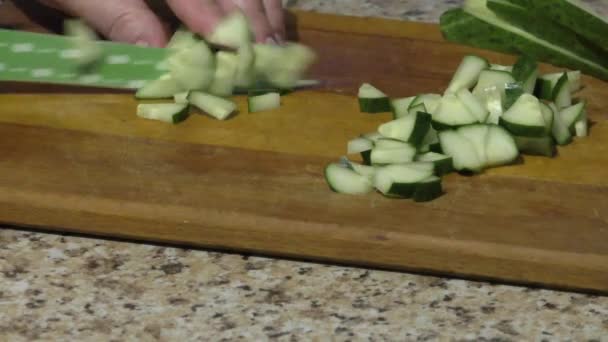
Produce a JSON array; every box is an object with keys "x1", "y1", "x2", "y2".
[
  {"x1": 133, "y1": 13, "x2": 317, "y2": 123},
  {"x1": 325, "y1": 54, "x2": 590, "y2": 202}
]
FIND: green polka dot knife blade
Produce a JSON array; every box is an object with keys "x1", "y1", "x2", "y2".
[{"x1": 0, "y1": 29, "x2": 167, "y2": 89}]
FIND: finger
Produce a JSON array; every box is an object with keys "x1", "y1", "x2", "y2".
[
  {"x1": 216, "y1": 0, "x2": 239, "y2": 14},
  {"x1": 41, "y1": 0, "x2": 168, "y2": 47},
  {"x1": 262, "y1": 0, "x2": 286, "y2": 41},
  {"x1": 166, "y1": 0, "x2": 225, "y2": 38},
  {"x1": 232, "y1": 0, "x2": 275, "y2": 43}
]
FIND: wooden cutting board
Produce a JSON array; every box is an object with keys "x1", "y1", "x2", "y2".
[{"x1": 1, "y1": 10, "x2": 608, "y2": 294}]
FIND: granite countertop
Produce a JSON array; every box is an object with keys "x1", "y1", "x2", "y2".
[{"x1": 2, "y1": 1, "x2": 608, "y2": 341}]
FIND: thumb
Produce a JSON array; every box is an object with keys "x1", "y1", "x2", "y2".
[{"x1": 44, "y1": 0, "x2": 169, "y2": 47}]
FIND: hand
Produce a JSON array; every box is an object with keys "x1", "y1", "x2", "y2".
[{"x1": 39, "y1": 0, "x2": 286, "y2": 47}]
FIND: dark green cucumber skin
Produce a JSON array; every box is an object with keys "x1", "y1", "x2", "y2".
[
  {"x1": 528, "y1": 0, "x2": 608, "y2": 54},
  {"x1": 429, "y1": 143, "x2": 443, "y2": 154},
  {"x1": 433, "y1": 158, "x2": 454, "y2": 177},
  {"x1": 359, "y1": 98, "x2": 392, "y2": 113},
  {"x1": 551, "y1": 72, "x2": 569, "y2": 101},
  {"x1": 499, "y1": 118, "x2": 548, "y2": 137},
  {"x1": 513, "y1": 135, "x2": 556, "y2": 157},
  {"x1": 486, "y1": 0, "x2": 607, "y2": 64},
  {"x1": 360, "y1": 150, "x2": 372, "y2": 165},
  {"x1": 413, "y1": 180, "x2": 444, "y2": 202},
  {"x1": 504, "y1": 85, "x2": 525, "y2": 110},
  {"x1": 409, "y1": 112, "x2": 433, "y2": 147},
  {"x1": 439, "y1": 9, "x2": 608, "y2": 81},
  {"x1": 172, "y1": 106, "x2": 191, "y2": 124},
  {"x1": 534, "y1": 78, "x2": 554, "y2": 100},
  {"x1": 431, "y1": 120, "x2": 477, "y2": 132}
]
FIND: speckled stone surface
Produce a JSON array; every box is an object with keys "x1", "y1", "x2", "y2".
[{"x1": 2, "y1": 1, "x2": 608, "y2": 340}]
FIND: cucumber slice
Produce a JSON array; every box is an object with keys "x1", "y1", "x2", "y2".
[
  {"x1": 325, "y1": 163, "x2": 373, "y2": 195},
  {"x1": 340, "y1": 157, "x2": 377, "y2": 180},
  {"x1": 574, "y1": 111, "x2": 588, "y2": 137},
  {"x1": 167, "y1": 26, "x2": 199, "y2": 53},
  {"x1": 439, "y1": 129, "x2": 484, "y2": 172},
  {"x1": 64, "y1": 19, "x2": 103, "y2": 68},
  {"x1": 378, "y1": 112, "x2": 432, "y2": 146},
  {"x1": 413, "y1": 176, "x2": 444, "y2": 202},
  {"x1": 358, "y1": 83, "x2": 391, "y2": 113},
  {"x1": 375, "y1": 138, "x2": 412, "y2": 149},
  {"x1": 416, "y1": 152, "x2": 454, "y2": 176},
  {"x1": 458, "y1": 124, "x2": 490, "y2": 166},
  {"x1": 539, "y1": 102, "x2": 554, "y2": 132},
  {"x1": 373, "y1": 164, "x2": 436, "y2": 198},
  {"x1": 173, "y1": 91, "x2": 190, "y2": 105},
  {"x1": 472, "y1": 69, "x2": 516, "y2": 100},
  {"x1": 136, "y1": 103, "x2": 189, "y2": 124},
  {"x1": 511, "y1": 55, "x2": 538, "y2": 94},
  {"x1": 445, "y1": 55, "x2": 490, "y2": 94},
  {"x1": 484, "y1": 124, "x2": 519, "y2": 167},
  {"x1": 253, "y1": 43, "x2": 317, "y2": 89},
  {"x1": 248, "y1": 92, "x2": 281, "y2": 113},
  {"x1": 432, "y1": 94, "x2": 478, "y2": 130},
  {"x1": 483, "y1": 86, "x2": 504, "y2": 124},
  {"x1": 551, "y1": 105, "x2": 573, "y2": 146},
  {"x1": 135, "y1": 74, "x2": 183, "y2": 100},
  {"x1": 552, "y1": 72, "x2": 572, "y2": 109},
  {"x1": 408, "y1": 103, "x2": 427, "y2": 117},
  {"x1": 208, "y1": 12, "x2": 252, "y2": 48},
  {"x1": 499, "y1": 94, "x2": 546, "y2": 137},
  {"x1": 168, "y1": 41, "x2": 215, "y2": 91},
  {"x1": 410, "y1": 94, "x2": 442, "y2": 113},
  {"x1": 513, "y1": 136, "x2": 556, "y2": 157},
  {"x1": 235, "y1": 45, "x2": 256, "y2": 88},
  {"x1": 188, "y1": 91, "x2": 237, "y2": 120},
  {"x1": 348, "y1": 137, "x2": 374, "y2": 155},
  {"x1": 361, "y1": 132, "x2": 384, "y2": 143},
  {"x1": 559, "y1": 101, "x2": 586, "y2": 133},
  {"x1": 208, "y1": 51, "x2": 239, "y2": 97},
  {"x1": 503, "y1": 83, "x2": 525, "y2": 111},
  {"x1": 370, "y1": 145, "x2": 417, "y2": 165},
  {"x1": 391, "y1": 96, "x2": 417, "y2": 119},
  {"x1": 419, "y1": 128, "x2": 440, "y2": 153},
  {"x1": 456, "y1": 88, "x2": 489, "y2": 123}
]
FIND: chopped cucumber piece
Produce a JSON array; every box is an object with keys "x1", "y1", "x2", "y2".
[
  {"x1": 552, "y1": 72, "x2": 572, "y2": 109},
  {"x1": 135, "y1": 74, "x2": 183, "y2": 100},
  {"x1": 416, "y1": 152, "x2": 454, "y2": 176},
  {"x1": 432, "y1": 94, "x2": 478, "y2": 130},
  {"x1": 358, "y1": 83, "x2": 391, "y2": 113},
  {"x1": 208, "y1": 51, "x2": 239, "y2": 97},
  {"x1": 188, "y1": 91, "x2": 237, "y2": 120},
  {"x1": 408, "y1": 103, "x2": 427, "y2": 117},
  {"x1": 370, "y1": 145, "x2": 417, "y2": 165},
  {"x1": 348, "y1": 137, "x2": 374, "y2": 155},
  {"x1": 439, "y1": 129, "x2": 484, "y2": 172},
  {"x1": 173, "y1": 91, "x2": 190, "y2": 105},
  {"x1": 457, "y1": 88, "x2": 489, "y2": 123},
  {"x1": 411, "y1": 94, "x2": 442, "y2": 113},
  {"x1": 482, "y1": 86, "x2": 504, "y2": 124},
  {"x1": 499, "y1": 94, "x2": 546, "y2": 137},
  {"x1": 168, "y1": 41, "x2": 215, "y2": 91},
  {"x1": 167, "y1": 26, "x2": 199, "y2": 53},
  {"x1": 375, "y1": 138, "x2": 412, "y2": 149},
  {"x1": 253, "y1": 43, "x2": 317, "y2": 89},
  {"x1": 378, "y1": 112, "x2": 432, "y2": 146},
  {"x1": 539, "y1": 102, "x2": 554, "y2": 132},
  {"x1": 136, "y1": 103, "x2": 189, "y2": 124},
  {"x1": 472, "y1": 69, "x2": 516, "y2": 100},
  {"x1": 574, "y1": 111, "x2": 588, "y2": 137},
  {"x1": 248, "y1": 92, "x2": 281, "y2": 113},
  {"x1": 419, "y1": 127, "x2": 440, "y2": 153},
  {"x1": 208, "y1": 12, "x2": 252, "y2": 48},
  {"x1": 458, "y1": 124, "x2": 489, "y2": 166},
  {"x1": 391, "y1": 96, "x2": 417, "y2": 119},
  {"x1": 361, "y1": 132, "x2": 384, "y2": 143},
  {"x1": 503, "y1": 83, "x2": 524, "y2": 111},
  {"x1": 513, "y1": 136, "x2": 556, "y2": 157},
  {"x1": 64, "y1": 19, "x2": 103, "y2": 68},
  {"x1": 373, "y1": 164, "x2": 436, "y2": 198},
  {"x1": 490, "y1": 64, "x2": 513, "y2": 72},
  {"x1": 511, "y1": 55, "x2": 538, "y2": 94},
  {"x1": 484, "y1": 124, "x2": 519, "y2": 167},
  {"x1": 551, "y1": 106, "x2": 573, "y2": 146},
  {"x1": 445, "y1": 55, "x2": 490, "y2": 94},
  {"x1": 559, "y1": 101, "x2": 586, "y2": 133},
  {"x1": 325, "y1": 163, "x2": 373, "y2": 195}
]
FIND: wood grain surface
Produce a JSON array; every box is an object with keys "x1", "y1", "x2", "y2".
[{"x1": 1, "y1": 8, "x2": 608, "y2": 293}]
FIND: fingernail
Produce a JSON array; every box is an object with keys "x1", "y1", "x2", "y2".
[
  {"x1": 265, "y1": 36, "x2": 278, "y2": 45},
  {"x1": 135, "y1": 40, "x2": 149, "y2": 47}
]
